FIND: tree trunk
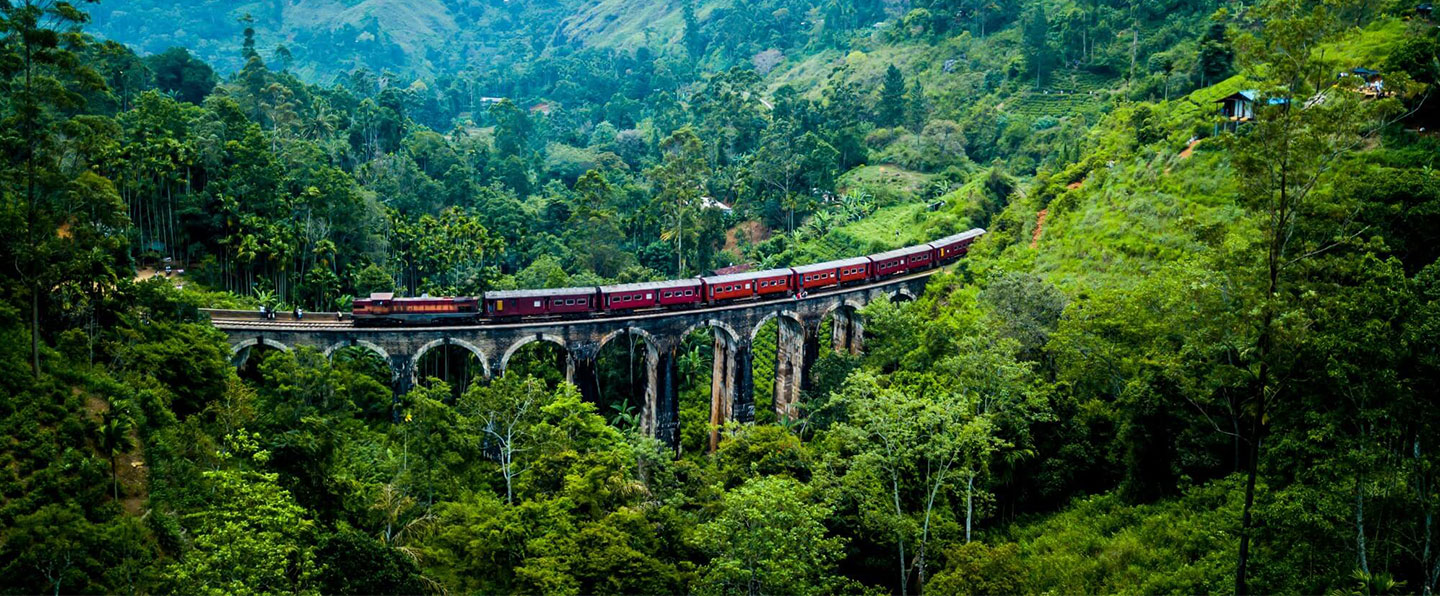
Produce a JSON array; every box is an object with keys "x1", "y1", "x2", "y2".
[
  {"x1": 1357, "y1": 474, "x2": 1369, "y2": 576},
  {"x1": 31, "y1": 286, "x2": 40, "y2": 377},
  {"x1": 893, "y1": 473, "x2": 909, "y2": 596},
  {"x1": 1418, "y1": 436, "x2": 1436, "y2": 596},
  {"x1": 966, "y1": 471, "x2": 976, "y2": 544},
  {"x1": 1236, "y1": 420, "x2": 1261, "y2": 596},
  {"x1": 1128, "y1": 28, "x2": 1138, "y2": 82}
]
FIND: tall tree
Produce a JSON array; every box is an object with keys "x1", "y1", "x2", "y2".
[
  {"x1": 0, "y1": 0, "x2": 108, "y2": 377},
  {"x1": 878, "y1": 64, "x2": 907, "y2": 127},
  {"x1": 1022, "y1": 2, "x2": 1051, "y2": 87},
  {"x1": 1226, "y1": 1, "x2": 1398, "y2": 592},
  {"x1": 457, "y1": 376, "x2": 556, "y2": 505},
  {"x1": 648, "y1": 127, "x2": 709, "y2": 276}
]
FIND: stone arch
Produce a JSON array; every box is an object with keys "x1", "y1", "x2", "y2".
[
  {"x1": 230, "y1": 337, "x2": 292, "y2": 358},
  {"x1": 596, "y1": 326, "x2": 660, "y2": 357},
  {"x1": 821, "y1": 298, "x2": 867, "y2": 321},
  {"x1": 411, "y1": 337, "x2": 491, "y2": 382},
  {"x1": 323, "y1": 339, "x2": 391, "y2": 362},
  {"x1": 890, "y1": 286, "x2": 917, "y2": 302},
  {"x1": 749, "y1": 310, "x2": 805, "y2": 342},
  {"x1": 323, "y1": 339, "x2": 397, "y2": 381},
  {"x1": 500, "y1": 333, "x2": 567, "y2": 373},
  {"x1": 681, "y1": 318, "x2": 741, "y2": 346},
  {"x1": 821, "y1": 299, "x2": 867, "y2": 356}
]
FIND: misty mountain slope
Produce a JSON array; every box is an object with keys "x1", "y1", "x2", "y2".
[{"x1": 88, "y1": 0, "x2": 600, "y2": 79}]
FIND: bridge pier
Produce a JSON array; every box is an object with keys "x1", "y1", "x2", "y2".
[
  {"x1": 831, "y1": 307, "x2": 864, "y2": 355},
  {"x1": 774, "y1": 317, "x2": 812, "y2": 421},
  {"x1": 642, "y1": 341, "x2": 680, "y2": 449},
  {"x1": 566, "y1": 353, "x2": 601, "y2": 407},
  {"x1": 709, "y1": 331, "x2": 755, "y2": 451},
  {"x1": 392, "y1": 353, "x2": 416, "y2": 396}
]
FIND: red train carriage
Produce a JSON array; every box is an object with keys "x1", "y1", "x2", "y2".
[
  {"x1": 352, "y1": 293, "x2": 480, "y2": 325},
  {"x1": 702, "y1": 272, "x2": 758, "y2": 302},
  {"x1": 485, "y1": 287, "x2": 599, "y2": 318},
  {"x1": 930, "y1": 228, "x2": 986, "y2": 263},
  {"x1": 600, "y1": 279, "x2": 703, "y2": 311},
  {"x1": 905, "y1": 246, "x2": 935, "y2": 271},
  {"x1": 868, "y1": 247, "x2": 914, "y2": 278},
  {"x1": 751, "y1": 268, "x2": 794, "y2": 297},
  {"x1": 870, "y1": 244, "x2": 939, "y2": 277},
  {"x1": 702, "y1": 268, "x2": 794, "y2": 303},
  {"x1": 834, "y1": 256, "x2": 874, "y2": 284},
  {"x1": 794, "y1": 256, "x2": 872, "y2": 291}
]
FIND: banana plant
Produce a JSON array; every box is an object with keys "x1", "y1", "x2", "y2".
[{"x1": 609, "y1": 402, "x2": 642, "y2": 433}]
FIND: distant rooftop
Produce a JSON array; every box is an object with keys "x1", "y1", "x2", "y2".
[{"x1": 710, "y1": 264, "x2": 752, "y2": 276}]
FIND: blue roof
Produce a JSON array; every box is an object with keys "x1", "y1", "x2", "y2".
[{"x1": 1216, "y1": 90, "x2": 1258, "y2": 102}]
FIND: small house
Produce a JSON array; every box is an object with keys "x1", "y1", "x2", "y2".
[
  {"x1": 699, "y1": 196, "x2": 733, "y2": 213},
  {"x1": 1352, "y1": 67, "x2": 1388, "y2": 97},
  {"x1": 1217, "y1": 90, "x2": 1257, "y2": 120},
  {"x1": 1215, "y1": 90, "x2": 1257, "y2": 133}
]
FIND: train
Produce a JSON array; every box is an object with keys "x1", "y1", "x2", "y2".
[{"x1": 351, "y1": 228, "x2": 986, "y2": 326}]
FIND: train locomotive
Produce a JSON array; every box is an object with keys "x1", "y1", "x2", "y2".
[{"x1": 351, "y1": 228, "x2": 985, "y2": 326}]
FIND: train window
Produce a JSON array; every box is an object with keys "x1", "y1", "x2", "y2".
[
  {"x1": 745, "y1": 283, "x2": 752, "y2": 289},
  {"x1": 533, "y1": 300, "x2": 542, "y2": 308},
  {"x1": 685, "y1": 290, "x2": 693, "y2": 296},
  {"x1": 646, "y1": 293, "x2": 653, "y2": 300}
]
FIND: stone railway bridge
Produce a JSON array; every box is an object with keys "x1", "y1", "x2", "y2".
[{"x1": 209, "y1": 271, "x2": 933, "y2": 448}]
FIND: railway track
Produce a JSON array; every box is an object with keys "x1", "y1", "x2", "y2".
[{"x1": 205, "y1": 268, "x2": 944, "y2": 333}]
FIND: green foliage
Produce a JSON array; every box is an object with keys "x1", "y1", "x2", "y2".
[
  {"x1": 164, "y1": 469, "x2": 317, "y2": 595},
  {"x1": 1003, "y1": 479, "x2": 1242, "y2": 593},
  {"x1": 313, "y1": 528, "x2": 425, "y2": 595},
  {"x1": 694, "y1": 476, "x2": 847, "y2": 595},
  {"x1": 4, "y1": 2, "x2": 1440, "y2": 595}
]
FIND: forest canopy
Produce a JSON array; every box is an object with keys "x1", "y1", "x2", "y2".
[{"x1": 1, "y1": 0, "x2": 1438, "y2": 594}]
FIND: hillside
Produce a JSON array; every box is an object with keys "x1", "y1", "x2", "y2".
[
  {"x1": 3, "y1": 0, "x2": 1439, "y2": 594},
  {"x1": 88, "y1": 0, "x2": 582, "y2": 78}
]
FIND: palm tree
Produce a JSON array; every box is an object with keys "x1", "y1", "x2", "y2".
[
  {"x1": 96, "y1": 409, "x2": 134, "y2": 501},
  {"x1": 253, "y1": 287, "x2": 276, "y2": 310}
]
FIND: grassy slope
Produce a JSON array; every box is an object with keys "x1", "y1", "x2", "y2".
[
  {"x1": 557, "y1": 0, "x2": 690, "y2": 49},
  {"x1": 767, "y1": 26, "x2": 1120, "y2": 122},
  {"x1": 999, "y1": 478, "x2": 1243, "y2": 593},
  {"x1": 963, "y1": 18, "x2": 1415, "y2": 589},
  {"x1": 1007, "y1": 18, "x2": 1413, "y2": 293},
  {"x1": 291, "y1": 0, "x2": 460, "y2": 51},
  {"x1": 837, "y1": 164, "x2": 934, "y2": 196}
]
